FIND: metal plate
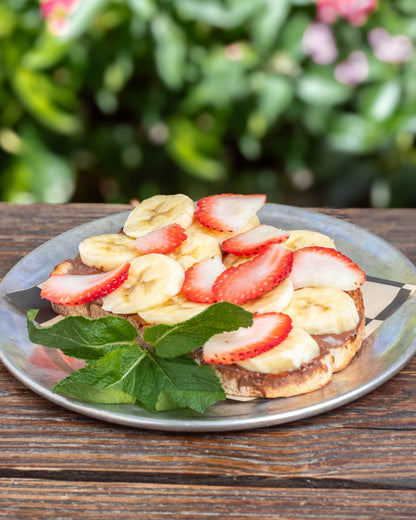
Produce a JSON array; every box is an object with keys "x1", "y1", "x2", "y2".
[{"x1": 1, "y1": 204, "x2": 416, "y2": 432}]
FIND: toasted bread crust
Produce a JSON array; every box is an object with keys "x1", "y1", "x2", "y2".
[
  {"x1": 48, "y1": 259, "x2": 365, "y2": 400},
  {"x1": 207, "y1": 289, "x2": 365, "y2": 399}
]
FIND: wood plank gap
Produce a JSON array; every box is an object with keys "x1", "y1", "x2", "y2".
[{"x1": 1, "y1": 469, "x2": 415, "y2": 491}]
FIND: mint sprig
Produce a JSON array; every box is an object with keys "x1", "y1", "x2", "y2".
[{"x1": 27, "y1": 302, "x2": 253, "y2": 413}]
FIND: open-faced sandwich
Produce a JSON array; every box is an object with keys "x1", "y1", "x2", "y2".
[{"x1": 40, "y1": 193, "x2": 366, "y2": 400}]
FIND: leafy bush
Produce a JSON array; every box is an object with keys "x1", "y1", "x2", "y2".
[{"x1": 0, "y1": 0, "x2": 415, "y2": 206}]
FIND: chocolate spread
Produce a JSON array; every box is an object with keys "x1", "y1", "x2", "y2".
[{"x1": 65, "y1": 255, "x2": 102, "y2": 275}]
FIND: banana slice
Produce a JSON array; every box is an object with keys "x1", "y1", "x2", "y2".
[
  {"x1": 101, "y1": 254, "x2": 184, "y2": 314},
  {"x1": 242, "y1": 278, "x2": 294, "y2": 314},
  {"x1": 282, "y1": 287, "x2": 359, "y2": 335},
  {"x1": 283, "y1": 230, "x2": 335, "y2": 251},
  {"x1": 187, "y1": 215, "x2": 260, "y2": 244},
  {"x1": 237, "y1": 325, "x2": 320, "y2": 374},
  {"x1": 223, "y1": 253, "x2": 253, "y2": 268},
  {"x1": 123, "y1": 194, "x2": 195, "y2": 238},
  {"x1": 79, "y1": 234, "x2": 140, "y2": 271},
  {"x1": 168, "y1": 232, "x2": 221, "y2": 270},
  {"x1": 138, "y1": 293, "x2": 209, "y2": 325}
]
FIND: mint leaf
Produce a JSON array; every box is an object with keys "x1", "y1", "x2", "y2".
[
  {"x1": 53, "y1": 346, "x2": 145, "y2": 404},
  {"x1": 143, "y1": 302, "x2": 253, "y2": 358},
  {"x1": 27, "y1": 309, "x2": 138, "y2": 361},
  {"x1": 133, "y1": 351, "x2": 226, "y2": 413},
  {"x1": 54, "y1": 346, "x2": 225, "y2": 413}
]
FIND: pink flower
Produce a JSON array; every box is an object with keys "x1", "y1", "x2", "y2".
[
  {"x1": 40, "y1": 0, "x2": 78, "y2": 18},
  {"x1": 316, "y1": 0, "x2": 377, "y2": 26},
  {"x1": 40, "y1": 0, "x2": 80, "y2": 35},
  {"x1": 335, "y1": 51, "x2": 369, "y2": 85},
  {"x1": 302, "y1": 22, "x2": 338, "y2": 64},
  {"x1": 368, "y1": 28, "x2": 413, "y2": 63}
]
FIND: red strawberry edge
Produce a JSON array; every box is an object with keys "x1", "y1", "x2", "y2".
[
  {"x1": 181, "y1": 256, "x2": 226, "y2": 304},
  {"x1": 128, "y1": 223, "x2": 187, "y2": 254},
  {"x1": 213, "y1": 243, "x2": 294, "y2": 305},
  {"x1": 222, "y1": 227, "x2": 290, "y2": 256},
  {"x1": 291, "y1": 246, "x2": 366, "y2": 290},
  {"x1": 203, "y1": 312, "x2": 293, "y2": 365},
  {"x1": 194, "y1": 193, "x2": 266, "y2": 233},
  {"x1": 40, "y1": 262, "x2": 130, "y2": 306}
]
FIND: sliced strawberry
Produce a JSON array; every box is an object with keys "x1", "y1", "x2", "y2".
[
  {"x1": 181, "y1": 256, "x2": 226, "y2": 303},
  {"x1": 222, "y1": 225, "x2": 290, "y2": 256},
  {"x1": 194, "y1": 193, "x2": 266, "y2": 233},
  {"x1": 41, "y1": 262, "x2": 130, "y2": 306},
  {"x1": 290, "y1": 246, "x2": 366, "y2": 290},
  {"x1": 212, "y1": 243, "x2": 293, "y2": 305},
  {"x1": 203, "y1": 312, "x2": 292, "y2": 365},
  {"x1": 128, "y1": 223, "x2": 187, "y2": 254}
]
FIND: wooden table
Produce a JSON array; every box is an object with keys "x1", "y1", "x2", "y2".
[{"x1": 1, "y1": 203, "x2": 416, "y2": 519}]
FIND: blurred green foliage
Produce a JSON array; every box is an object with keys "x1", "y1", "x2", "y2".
[{"x1": 0, "y1": 0, "x2": 415, "y2": 206}]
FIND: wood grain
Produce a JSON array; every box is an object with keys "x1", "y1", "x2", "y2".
[
  {"x1": 1, "y1": 480, "x2": 416, "y2": 520},
  {"x1": 1, "y1": 479, "x2": 416, "y2": 520},
  {"x1": 1, "y1": 203, "x2": 416, "y2": 519}
]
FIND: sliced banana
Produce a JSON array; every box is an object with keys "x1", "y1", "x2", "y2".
[
  {"x1": 283, "y1": 230, "x2": 335, "y2": 251},
  {"x1": 223, "y1": 253, "x2": 254, "y2": 268},
  {"x1": 101, "y1": 254, "x2": 184, "y2": 314},
  {"x1": 168, "y1": 232, "x2": 221, "y2": 270},
  {"x1": 187, "y1": 215, "x2": 260, "y2": 244},
  {"x1": 123, "y1": 194, "x2": 195, "y2": 238},
  {"x1": 237, "y1": 325, "x2": 320, "y2": 374},
  {"x1": 138, "y1": 293, "x2": 209, "y2": 325},
  {"x1": 282, "y1": 287, "x2": 359, "y2": 335},
  {"x1": 242, "y1": 278, "x2": 294, "y2": 314},
  {"x1": 79, "y1": 234, "x2": 140, "y2": 271}
]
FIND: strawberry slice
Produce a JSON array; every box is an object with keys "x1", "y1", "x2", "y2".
[
  {"x1": 290, "y1": 246, "x2": 366, "y2": 290},
  {"x1": 41, "y1": 262, "x2": 130, "y2": 306},
  {"x1": 194, "y1": 193, "x2": 266, "y2": 232},
  {"x1": 128, "y1": 223, "x2": 187, "y2": 254},
  {"x1": 222, "y1": 225, "x2": 290, "y2": 256},
  {"x1": 212, "y1": 243, "x2": 293, "y2": 305},
  {"x1": 181, "y1": 256, "x2": 226, "y2": 303},
  {"x1": 203, "y1": 312, "x2": 292, "y2": 364}
]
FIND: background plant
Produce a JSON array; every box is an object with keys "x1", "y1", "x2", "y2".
[{"x1": 0, "y1": 0, "x2": 415, "y2": 206}]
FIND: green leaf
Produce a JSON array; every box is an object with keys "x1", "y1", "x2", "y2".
[
  {"x1": 131, "y1": 351, "x2": 225, "y2": 412},
  {"x1": 297, "y1": 75, "x2": 351, "y2": 106},
  {"x1": 185, "y1": 47, "x2": 253, "y2": 109},
  {"x1": 59, "y1": 0, "x2": 112, "y2": 40},
  {"x1": 176, "y1": 0, "x2": 229, "y2": 28},
  {"x1": 254, "y1": 74, "x2": 293, "y2": 130},
  {"x1": 167, "y1": 117, "x2": 226, "y2": 181},
  {"x1": 251, "y1": 0, "x2": 290, "y2": 50},
  {"x1": 327, "y1": 113, "x2": 384, "y2": 153},
  {"x1": 144, "y1": 302, "x2": 253, "y2": 358},
  {"x1": 1, "y1": 124, "x2": 75, "y2": 203},
  {"x1": 54, "y1": 346, "x2": 225, "y2": 413},
  {"x1": 22, "y1": 31, "x2": 72, "y2": 70},
  {"x1": 360, "y1": 81, "x2": 401, "y2": 122},
  {"x1": 12, "y1": 68, "x2": 80, "y2": 135},
  {"x1": 27, "y1": 310, "x2": 139, "y2": 361},
  {"x1": 151, "y1": 14, "x2": 186, "y2": 90}
]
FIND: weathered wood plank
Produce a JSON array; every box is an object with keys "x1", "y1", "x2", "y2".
[
  {"x1": 1, "y1": 480, "x2": 416, "y2": 520},
  {"x1": 1, "y1": 361, "x2": 416, "y2": 486}
]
